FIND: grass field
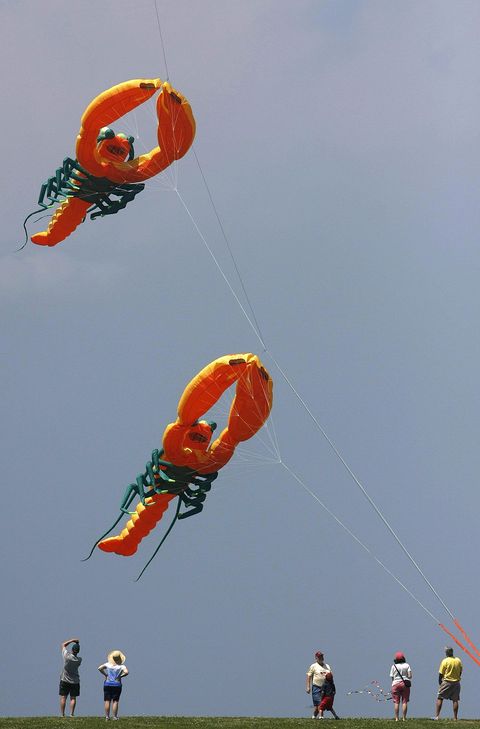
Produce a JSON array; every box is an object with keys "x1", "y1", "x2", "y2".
[{"x1": 0, "y1": 718, "x2": 478, "y2": 729}]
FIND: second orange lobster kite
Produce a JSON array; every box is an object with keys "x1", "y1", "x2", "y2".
[{"x1": 84, "y1": 353, "x2": 273, "y2": 579}]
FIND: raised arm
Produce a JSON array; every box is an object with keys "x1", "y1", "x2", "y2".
[{"x1": 61, "y1": 638, "x2": 79, "y2": 651}]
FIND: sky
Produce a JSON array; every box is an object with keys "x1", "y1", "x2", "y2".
[{"x1": 1, "y1": 0, "x2": 480, "y2": 719}]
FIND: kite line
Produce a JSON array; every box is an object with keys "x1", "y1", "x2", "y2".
[{"x1": 151, "y1": 0, "x2": 480, "y2": 664}]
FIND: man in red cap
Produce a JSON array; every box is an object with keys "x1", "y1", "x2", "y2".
[{"x1": 306, "y1": 651, "x2": 333, "y2": 719}]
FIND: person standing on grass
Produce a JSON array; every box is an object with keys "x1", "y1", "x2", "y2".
[
  {"x1": 389, "y1": 651, "x2": 412, "y2": 721},
  {"x1": 434, "y1": 646, "x2": 462, "y2": 720},
  {"x1": 306, "y1": 650, "x2": 332, "y2": 719},
  {"x1": 59, "y1": 637, "x2": 82, "y2": 717},
  {"x1": 317, "y1": 671, "x2": 340, "y2": 719},
  {"x1": 98, "y1": 649, "x2": 129, "y2": 720}
]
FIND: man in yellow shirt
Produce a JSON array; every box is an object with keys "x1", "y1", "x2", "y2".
[{"x1": 434, "y1": 647, "x2": 463, "y2": 720}]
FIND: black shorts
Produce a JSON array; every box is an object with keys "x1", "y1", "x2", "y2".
[
  {"x1": 104, "y1": 684, "x2": 122, "y2": 701},
  {"x1": 59, "y1": 680, "x2": 80, "y2": 697}
]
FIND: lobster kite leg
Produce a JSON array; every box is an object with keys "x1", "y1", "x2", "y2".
[{"x1": 31, "y1": 159, "x2": 91, "y2": 246}]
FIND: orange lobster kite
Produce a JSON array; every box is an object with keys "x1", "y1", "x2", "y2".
[
  {"x1": 23, "y1": 78, "x2": 195, "y2": 248},
  {"x1": 85, "y1": 354, "x2": 273, "y2": 579}
]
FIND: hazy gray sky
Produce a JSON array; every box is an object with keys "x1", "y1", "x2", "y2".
[{"x1": 2, "y1": 0, "x2": 480, "y2": 719}]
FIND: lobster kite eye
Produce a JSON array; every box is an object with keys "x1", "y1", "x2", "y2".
[{"x1": 97, "y1": 126, "x2": 116, "y2": 143}]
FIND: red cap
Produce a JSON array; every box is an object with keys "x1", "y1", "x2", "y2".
[
  {"x1": 395, "y1": 652, "x2": 405, "y2": 661},
  {"x1": 315, "y1": 651, "x2": 324, "y2": 659}
]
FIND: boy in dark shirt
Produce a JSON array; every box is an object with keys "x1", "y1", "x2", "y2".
[{"x1": 318, "y1": 672, "x2": 340, "y2": 719}]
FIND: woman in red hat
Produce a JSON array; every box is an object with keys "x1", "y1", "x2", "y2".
[{"x1": 389, "y1": 652, "x2": 412, "y2": 721}]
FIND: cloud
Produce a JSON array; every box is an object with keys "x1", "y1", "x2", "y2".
[{"x1": 0, "y1": 249, "x2": 126, "y2": 300}]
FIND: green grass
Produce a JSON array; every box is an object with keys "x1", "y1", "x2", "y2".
[{"x1": 0, "y1": 719, "x2": 478, "y2": 729}]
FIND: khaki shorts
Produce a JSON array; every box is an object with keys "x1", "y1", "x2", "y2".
[{"x1": 438, "y1": 680, "x2": 460, "y2": 701}]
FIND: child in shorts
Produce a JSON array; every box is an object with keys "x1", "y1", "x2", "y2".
[{"x1": 317, "y1": 672, "x2": 340, "y2": 719}]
